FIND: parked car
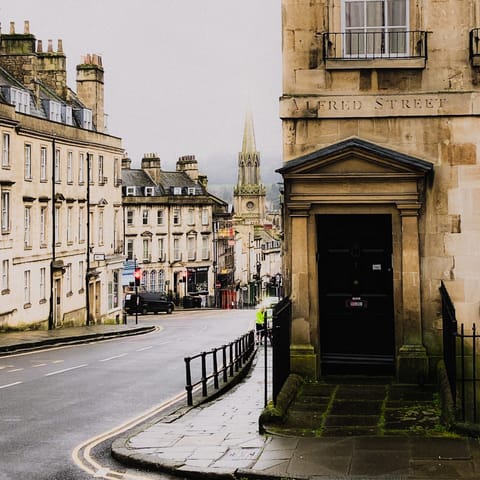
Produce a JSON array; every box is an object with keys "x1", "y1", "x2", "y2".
[{"x1": 124, "y1": 292, "x2": 174, "y2": 315}]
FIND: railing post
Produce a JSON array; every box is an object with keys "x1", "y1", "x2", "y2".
[
  {"x1": 185, "y1": 357, "x2": 193, "y2": 406},
  {"x1": 473, "y1": 324, "x2": 477, "y2": 423},
  {"x1": 229, "y1": 343, "x2": 234, "y2": 377},
  {"x1": 212, "y1": 347, "x2": 219, "y2": 390},
  {"x1": 461, "y1": 323, "x2": 466, "y2": 422},
  {"x1": 222, "y1": 345, "x2": 228, "y2": 383},
  {"x1": 201, "y1": 351, "x2": 207, "y2": 397}
]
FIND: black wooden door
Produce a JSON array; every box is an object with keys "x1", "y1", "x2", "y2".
[{"x1": 317, "y1": 214, "x2": 395, "y2": 374}]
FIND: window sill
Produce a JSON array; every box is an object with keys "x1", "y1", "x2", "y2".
[
  {"x1": 39, "y1": 298, "x2": 47, "y2": 304},
  {"x1": 66, "y1": 291, "x2": 73, "y2": 297},
  {"x1": 78, "y1": 288, "x2": 85, "y2": 294},
  {"x1": 325, "y1": 57, "x2": 426, "y2": 70},
  {"x1": 1, "y1": 289, "x2": 10, "y2": 295},
  {"x1": 24, "y1": 302, "x2": 32, "y2": 309}
]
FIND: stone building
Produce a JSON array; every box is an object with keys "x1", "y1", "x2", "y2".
[
  {"x1": 279, "y1": 0, "x2": 480, "y2": 382},
  {"x1": 0, "y1": 21, "x2": 124, "y2": 329},
  {"x1": 232, "y1": 111, "x2": 282, "y2": 305},
  {"x1": 121, "y1": 153, "x2": 229, "y2": 305}
]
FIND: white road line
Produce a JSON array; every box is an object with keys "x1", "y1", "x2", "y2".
[
  {"x1": 0, "y1": 381, "x2": 22, "y2": 389},
  {"x1": 45, "y1": 364, "x2": 87, "y2": 377},
  {"x1": 99, "y1": 353, "x2": 128, "y2": 362},
  {"x1": 7, "y1": 368, "x2": 23, "y2": 373},
  {"x1": 32, "y1": 363, "x2": 47, "y2": 368},
  {"x1": 135, "y1": 346, "x2": 152, "y2": 352}
]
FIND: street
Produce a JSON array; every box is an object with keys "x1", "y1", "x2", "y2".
[{"x1": 0, "y1": 309, "x2": 255, "y2": 480}]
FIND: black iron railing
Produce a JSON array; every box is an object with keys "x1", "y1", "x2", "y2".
[
  {"x1": 470, "y1": 28, "x2": 480, "y2": 65},
  {"x1": 441, "y1": 280, "x2": 480, "y2": 423},
  {"x1": 272, "y1": 297, "x2": 292, "y2": 405},
  {"x1": 440, "y1": 281, "x2": 458, "y2": 404},
  {"x1": 184, "y1": 330, "x2": 255, "y2": 406},
  {"x1": 322, "y1": 30, "x2": 428, "y2": 61}
]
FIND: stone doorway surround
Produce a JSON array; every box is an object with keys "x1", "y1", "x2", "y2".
[{"x1": 277, "y1": 138, "x2": 434, "y2": 383}]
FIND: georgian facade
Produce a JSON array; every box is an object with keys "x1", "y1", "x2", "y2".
[
  {"x1": 122, "y1": 154, "x2": 229, "y2": 305},
  {"x1": 0, "y1": 21, "x2": 124, "y2": 329},
  {"x1": 280, "y1": 0, "x2": 480, "y2": 382}
]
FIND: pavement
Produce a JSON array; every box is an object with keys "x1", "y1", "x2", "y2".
[{"x1": 2, "y1": 323, "x2": 480, "y2": 479}]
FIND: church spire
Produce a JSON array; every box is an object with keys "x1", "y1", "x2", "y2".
[{"x1": 242, "y1": 108, "x2": 257, "y2": 154}]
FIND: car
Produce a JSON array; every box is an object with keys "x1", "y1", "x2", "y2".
[{"x1": 124, "y1": 292, "x2": 175, "y2": 315}]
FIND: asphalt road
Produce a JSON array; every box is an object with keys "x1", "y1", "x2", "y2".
[{"x1": 0, "y1": 309, "x2": 255, "y2": 480}]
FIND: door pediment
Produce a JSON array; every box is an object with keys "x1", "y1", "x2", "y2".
[{"x1": 277, "y1": 138, "x2": 433, "y2": 178}]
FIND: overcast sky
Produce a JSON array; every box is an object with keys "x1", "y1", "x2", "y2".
[{"x1": 0, "y1": 0, "x2": 283, "y2": 184}]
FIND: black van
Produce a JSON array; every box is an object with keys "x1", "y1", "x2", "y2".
[{"x1": 124, "y1": 292, "x2": 174, "y2": 315}]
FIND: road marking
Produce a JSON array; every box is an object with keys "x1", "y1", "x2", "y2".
[
  {"x1": 99, "y1": 353, "x2": 128, "y2": 362},
  {"x1": 52, "y1": 360, "x2": 64, "y2": 363},
  {"x1": 135, "y1": 346, "x2": 152, "y2": 352},
  {"x1": 32, "y1": 363, "x2": 47, "y2": 368},
  {"x1": 45, "y1": 364, "x2": 87, "y2": 376},
  {"x1": 72, "y1": 389, "x2": 189, "y2": 479},
  {"x1": 0, "y1": 381, "x2": 22, "y2": 389},
  {"x1": 7, "y1": 368, "x2": 23, "y2": 373}
]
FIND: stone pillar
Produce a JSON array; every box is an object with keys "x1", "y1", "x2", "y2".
[
  {"x1": 397, "y1": 203, "x2": 428, "y2": 383},
  {"x1": 288, "y1": 203, "x2": 317, "y2": 380}
]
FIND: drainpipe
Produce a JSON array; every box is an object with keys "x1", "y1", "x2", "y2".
[
  {"x1": 48, "y1": 136, "x2": 56, "y2": 330},
  {"x1": 85, "y1": 153, "x2": 91, "y2": 325}
]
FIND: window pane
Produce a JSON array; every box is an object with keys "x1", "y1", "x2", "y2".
[
  {"x1": 366, "y1": 1, "x2": 384, "y2": 27},
  {"x1": 387, "y1": 0, "x2": 406, "y2": 26},
  {"x1": 345, "y1": 2, "x2": 364, "y2": 28}
]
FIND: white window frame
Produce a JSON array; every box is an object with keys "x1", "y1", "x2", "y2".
[
  {"x1": 157, "y1": 209, "x2": 164, "y2": 225},
  {"x1": 67, "y1": 207, "x2": 73, "y2": 244},
  {"x1": 126, "y1": 186, "x2": 135, "y2": 196},
  {"x1": 173, "y1": 238, "x2": 181, "y2": 261},
  {"x1": 143, "y1": 239, "x2": 150, "y2": 262},
  {"x1": 55, "y1": 206, "x2": 61, "y2": 244},
  {"x1": 341, "y1": 0, "x2": 409, "y2": 58},
  {"x1": 2, "y1": 133, "x2": 10, "y2": 168},
  {"x1": 98, "y1": 155, "x2": 104, "y2": 183},
  {"x1": 67, "y1": 151, "x2": 73, "y2": 184},
  {"x1": 79, "y1": 260, "x2": 84, "y2": 291},
  {"x1": 24, "y1": 269, "x2": 31, "y2": 305},
  {"x1": 126, "y1": 209, "x2": 134, "y2": 226},
  {"x1": 173, "y1": 208, "x2": 181, "y2": 225},
  {"x1": 126, "y1": 239, "x2": 134, "y2": 260},
  {"x1": 98, "y1": 210, "x2": 104, "y2": 245},
  {"x1": 145, "y1": 186, "x2": 155, "y2": 196},
  {"x1": 158, "y1": 238, "x2": 165, "y2": 261},
  {"x1": 40, "y1": 146, "x2": 47, "y2": 181},
  {"x1": 40, "y1": 267, "x2": 46, "y2": 301},
  {"x1": 1, "y1": 259, "x2": 9, "y2": 291},
  {"x1": 142, "y1": 210, "x2": 149, "y2": 225},
  {"x1": 79, "y1": 206, "x2": 85, "y2": 242},
  {"x1": 187, "y1": 236, "x2": 196, "y2": 261},
  {"x1": 1, "y1": 190, "x2": 10, "y2": 233},
  {"x1": 24, "y1": 206, "x2": 31, "y2": 248},
  {"x1": 202, "y1": 236, "x2": 209, "y2": 260},
  {"x1": 201, "y1": 207, "x2": 209, "y2": 226},
  {"x1": 55, "y1": 148, "x2": 61, "y2": 182},
  {"x1": 187, "y1": 208, "x2": 195, "y2": 226},
  {"x1": 79, "y1": 153, "x2": 85, "y2": 184},
  {"x1": 24, "y1": 144, "x2": 32, "y2": 180},
  {"x1": 40, "y1": 206, "x2": 47, "y2": 246}
]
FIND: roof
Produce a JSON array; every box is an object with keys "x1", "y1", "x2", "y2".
[
  {"x1": 122, "y1": 169, "x2": 157, "y2": 188},
  {"x1": 277, "y1": 137, "x2": 434, "y2": 174}
]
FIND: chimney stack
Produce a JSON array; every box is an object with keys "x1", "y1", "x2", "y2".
[
  {"x1": 141, "y1": 153, "x2": 162, "y2": 183},
  {"x1": 76, "y1": 53, "x2": 105, "y2": 132}
]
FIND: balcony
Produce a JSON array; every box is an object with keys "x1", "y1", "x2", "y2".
[
  {"x1": 470, "y1": 29, "x2": 480, "y2": 66},
  {"x1": 322, "y1": 30, "x2": 428, "y2": 70}
]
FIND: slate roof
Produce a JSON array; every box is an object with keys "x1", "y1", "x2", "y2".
[{"x1": 122, "y1": 169, "x2": 157, "y2": 188}]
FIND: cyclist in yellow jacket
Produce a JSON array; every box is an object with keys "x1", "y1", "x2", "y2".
[{"x1": 256, "y1": 306, "x2": 265, "y2": 344}]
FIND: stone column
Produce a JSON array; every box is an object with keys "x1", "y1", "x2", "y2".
[
  {"x1": 288, "y1": 203, "x2": 317, "y2": 380},
  {"x1": 397, "y1": 203, "x2": 428, "y2": 383}
]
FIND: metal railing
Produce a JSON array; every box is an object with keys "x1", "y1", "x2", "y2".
[
  {"x1": 184, "y1": 330, "x2": 255, "y2": 406},
  {"x1": 322, "y1": 30, "x2": 428, "y2": 61},
  {"x1": 440, "y1": 281, "x2": 457, "y2": 404},
  {"x1": 441, "y1": 280, "x2": 480, "y2": 423}
]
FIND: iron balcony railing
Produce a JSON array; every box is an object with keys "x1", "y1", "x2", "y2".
[
  {"x1": 470, "y1": 28, "x2": 480, "y2": 66},
  {"x1": 322, "y1": 30, "x2": 428, "y2": 62}
]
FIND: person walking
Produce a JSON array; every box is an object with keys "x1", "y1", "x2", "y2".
[{"x1": 256, "y1": 306, "x2": 266, "y2": 344}]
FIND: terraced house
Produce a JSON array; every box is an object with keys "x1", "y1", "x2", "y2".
[
  {"x1": 0, "y1": 21, "x2": 124, "y2": 329},
  {"x1": 280, "y1": 0, "x2": 480, "y2": 383},
  {"x1": 121, "y1": 153, "x2": 229, "y2": 306}
]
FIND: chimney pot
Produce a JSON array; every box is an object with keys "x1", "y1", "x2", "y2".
[
  {"x1": 57, "y1": 39, "x2": 63, "y2": 53},
  {"x1": 24, "y1": 20, "x2": 30, "y2": 34},
  {"x1": 48, "y1": 39, "x2": 53, "y2": 52},
  {"x1": 9, "y1": 21, "x2": 15, "y2": 34},
  {"x1": 37, "y1": 39, "x2": 43, "y2": 53}
]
